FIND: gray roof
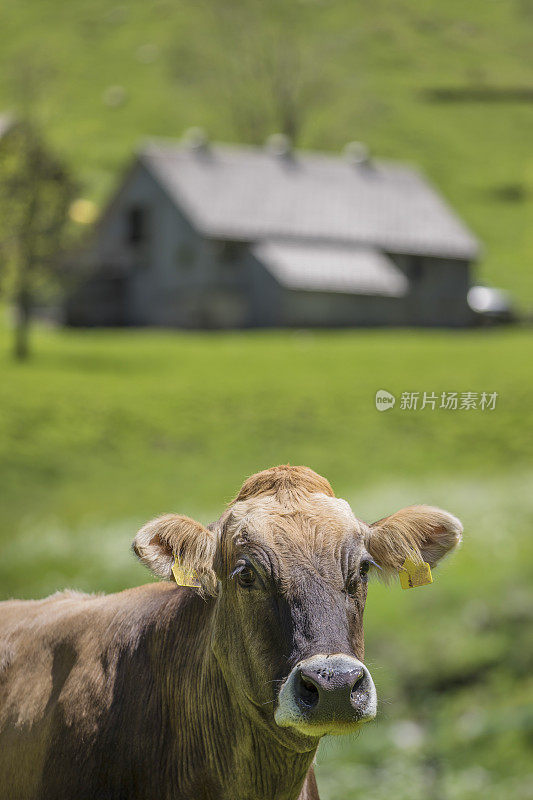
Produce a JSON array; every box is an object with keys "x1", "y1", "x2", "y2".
[
  {"x1": 253, "y1": 241, "x2": 408, "y2": 297},
  {"x1": 141, "y1": 140, "x2": 479, "y2": 260}
]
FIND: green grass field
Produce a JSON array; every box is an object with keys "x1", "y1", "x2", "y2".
[
  {"x1": 1, "y1": 0, "x2": 533, "y2": 305},
  {"x1": 1, "y1": 323, "x2": 532, "y2": 798},
  {"x1": 1, "y1": 1, "x2": 532, "y2": 794}
]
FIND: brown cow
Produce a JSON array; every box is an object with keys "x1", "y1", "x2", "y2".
[{"x1": 0, "y1": 465, "x2": 462, "y2": 800}]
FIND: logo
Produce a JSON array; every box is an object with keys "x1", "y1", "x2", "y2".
[{"x1": 375, "y1": 390, "x2": 396, "y2": 411}]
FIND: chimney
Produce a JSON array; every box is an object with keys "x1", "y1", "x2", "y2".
[
  {"x1": 343, "y1": 141, "x2": 372, "y2": 167},
  {"x1": 183, "y1": 127, "x2": 209, "y2": 152},
  {"x1": 266, "y1": 133, "x2": 292, "y2": 158}
]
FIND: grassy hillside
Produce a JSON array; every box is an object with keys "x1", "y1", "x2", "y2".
[
  {"x1": 1, "y1": 324, "x2": 531, "y2": 573},
  {"x1": 0, "y1": 0, "x2": 532, "y2": 304},
  {"x1": 1, "y1": 324, "x2": 532, "y2": 798}
]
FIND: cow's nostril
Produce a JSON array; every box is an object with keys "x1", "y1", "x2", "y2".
[
  {"x1": 297, "y1": 673, "x2": 320, "y2": 708},
  {"x1": 350, "y1": 670, "x2": 365, "y2": 699}
]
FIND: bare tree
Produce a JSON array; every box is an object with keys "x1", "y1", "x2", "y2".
[
  {"x1": 170, "y1": 0, "x2": 335, "y2": 145},
  {"x1": 0, "y1": 119, "x2": 76, "y2": 359}
]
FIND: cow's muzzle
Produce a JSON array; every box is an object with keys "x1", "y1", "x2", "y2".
[{"x1": 274, "y1": 654, "x2": 377, "y2": 736}]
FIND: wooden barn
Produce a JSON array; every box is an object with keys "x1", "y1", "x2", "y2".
[{"x1": 66, "y1": 132, "x2": 480, "y2": 328}]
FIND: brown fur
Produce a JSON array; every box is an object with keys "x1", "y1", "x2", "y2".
[
  {"x1": 0, "y1": 465, "x2": 462, "y2": 800},
  {"x1": 367, "y1": 504, "x2": 463, "y2": 573},
  {"x1": 134, "y1": 514, "x2": 218, "y2": 595},
  {"x1": 233, "y1": 465, "x2": 335, "y2": 504}
]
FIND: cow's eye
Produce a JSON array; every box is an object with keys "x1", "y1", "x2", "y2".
[
  {"x1": 237, "y1": 566, "x2": 256, "y2": 588},
  {"x1": 359, "y1": 560, "x2": 371, "y2": 577},
  {"x1": 360, "y1": 558, "x2": 380, "y2": 578}
]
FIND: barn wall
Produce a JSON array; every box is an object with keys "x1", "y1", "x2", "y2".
[
  {"x1": 391, "y1": 254, "x2": 473, "y2": 327},
  {"x1": 65, "y1": 275, "x2": 128, "y2": 327},
  {"x1": 280, "y1": 289, "x2": 406, "y2": 327},
  {"x1": 246, "y1": 253, "x2": 283, "y2": 327},
  {"x1": 68, "y1": 161, "x2": 260, "y2": 328},
  {"x1": 418, "y1": 257, "x2": 472, "y2": 326},
  {"x1": 93, "y1": 161, "x2": 202, "y2": 326},
  {"x1": 67, "y1": 160, "x2": 193, "y2": 326}
]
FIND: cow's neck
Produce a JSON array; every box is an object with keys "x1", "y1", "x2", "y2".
[{"x1": 155, "y1": 590, "x2": 318, "y2": 800}]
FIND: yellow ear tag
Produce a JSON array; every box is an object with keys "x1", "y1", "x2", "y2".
[
  {"x1": 399, "y1": 554, "x2": 433, "y2": 589},
  {"x1": 171, "y1": 557, "x2": 199, "y2": 588}
]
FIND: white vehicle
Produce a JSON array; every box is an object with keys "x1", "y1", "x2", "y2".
[{"x1": 467, "y1": 285, "x2": 516, "y2": 324}]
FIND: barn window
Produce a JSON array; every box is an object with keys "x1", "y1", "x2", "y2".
[{"x1": 126, "y1": 206, "x2": 147, "y2": 245}]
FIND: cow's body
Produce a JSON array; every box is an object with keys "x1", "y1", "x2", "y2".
[
  {"x1": 0, "y1": 584, "x2": 318, "y2": 800},
  {"x1": 0, "y1": 465, "x2": 462, "y2": 800}
]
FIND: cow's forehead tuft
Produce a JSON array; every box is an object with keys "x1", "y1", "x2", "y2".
[
  {"x1": 232, "y1": 465, "x2": 335, "y2": 505},
  {"x1": 226, "y1": 493, "x2": 365, "y2": 550}
]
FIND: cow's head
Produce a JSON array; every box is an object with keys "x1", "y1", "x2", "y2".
[{"x1": 133, "y1": 466, "x2": 462, "y2": 745}]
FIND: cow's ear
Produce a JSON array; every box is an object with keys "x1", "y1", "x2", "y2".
[
  {"x1": 365, "y1": 505, "x2": 462, "y2": 576},
  {"x1": 133, "y1": 514, "x2": 218, "y2": 595}
]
